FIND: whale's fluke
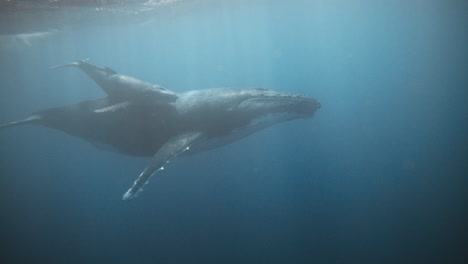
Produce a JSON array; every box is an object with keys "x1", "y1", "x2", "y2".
[{"x1": 0, "y1": 115, "x2": 41, "y2": 130}]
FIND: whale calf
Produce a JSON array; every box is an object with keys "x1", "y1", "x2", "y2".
[
  {"x1": 1, "y1": 66, "x2": 321, "y2": 200},
  {"x1": 51, "y1": 59, "x2": 177, "y2": 112}
]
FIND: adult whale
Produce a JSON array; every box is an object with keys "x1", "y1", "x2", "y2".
[{"x1": 1, "y1": 86, "x2": 320, "y2": 200}]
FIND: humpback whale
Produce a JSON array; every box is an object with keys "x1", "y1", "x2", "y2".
[
  {"x1": 1, "y1": 67, "x2": 321, "y2": 200},
  {"x1": 50, "y1": 59, "x2": 177, "y2": 112}
]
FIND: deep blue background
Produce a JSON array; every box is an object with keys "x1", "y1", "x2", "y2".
[{"x1": 0, "y1": 0, "x2": 466, "y2": 263}]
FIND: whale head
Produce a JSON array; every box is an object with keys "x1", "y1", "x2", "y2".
[{"x1": 235, "y1": 88, "x2": 321, "y2": 122}]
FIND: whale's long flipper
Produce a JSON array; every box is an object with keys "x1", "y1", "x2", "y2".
[
  {"x1": 49, "y1": 63, "x2": 78, "y2": 70},
  {"x1": 122, "y1": 131, "x2": 203, "y2": 200},
  {"x1": 94, "y1": 101, "x2": 132, "y2": 113},
  {"x1": 0, "y1": 115, "x2": 41, "y2": 130},
  {"x1": 49, "y1": 59, "x2": 91, "y2": 70}
]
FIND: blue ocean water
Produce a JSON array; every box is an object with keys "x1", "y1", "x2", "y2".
[{"x1": 0, "y1": 0, "x2": 466, "y2": 263}]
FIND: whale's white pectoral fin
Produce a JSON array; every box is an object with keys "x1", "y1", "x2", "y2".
[
  {"x1": 94, "y1": 101, "x2": 131, "y2": 113},
  {"x1": 122, "y1": 131, "x2": 203, "y2": 200}
]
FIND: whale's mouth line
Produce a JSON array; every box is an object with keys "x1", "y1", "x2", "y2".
[
  {"x1": 249, "y1": 112, "x2": 303, "y2": 127},
  {"x1": 240, "y1": 95, "x2": 320, "y2": 119}
]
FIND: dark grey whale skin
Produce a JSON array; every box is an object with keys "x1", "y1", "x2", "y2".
[{"x1": 0, "y1": 87, "x2": 321, "y2": 200}]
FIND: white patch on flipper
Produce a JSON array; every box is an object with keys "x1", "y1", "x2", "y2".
[
  {"x1": 94, "y1": 101, "x2": 131, "y2": 113},
  {"x1": 122, "y1": 132, "x2": 203, "y2": 200},
  {"x1": 122, "y1": 189, "x2": 140, "y2": 200}
]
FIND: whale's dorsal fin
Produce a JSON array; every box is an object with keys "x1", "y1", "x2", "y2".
[{"x1": 122, "y1": 131, "x2": 203, "y2": 200}]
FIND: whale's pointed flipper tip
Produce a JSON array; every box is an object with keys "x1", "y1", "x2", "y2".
[
  {"x1": 49, "y1": 58, "x2": 93, "y2": 70},
  {"x1": 49, "y1": 58, "x2": 92, "y2": 70},
  {"x1": 122, "y1": 193, "x2": 132, "y2": 201},
  {"x1": 122, "y1": 190, "x2": 138, "y2": 201},
  {"x1": 121, "y1": 132, "x2": 203, "y2": 201},
  {"x1": 49, "y1": 63, "x2": 78, "y2": 70}
]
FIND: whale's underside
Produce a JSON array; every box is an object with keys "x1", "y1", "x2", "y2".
[{"x1": 31, "y1": 97, "x2": 178, "y2": 157}]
